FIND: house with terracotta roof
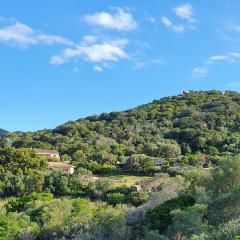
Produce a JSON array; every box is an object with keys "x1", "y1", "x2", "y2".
[
  {"x1": 35, "y1": 149, "x2": 60, "y2": 159},
  {"x1": 47, "y1": 162, "x2": 74, "y2": 174}
]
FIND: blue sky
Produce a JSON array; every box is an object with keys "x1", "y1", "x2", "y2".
[{"x1": 1, "y1": 0, "x2": 240, "y2": 131}]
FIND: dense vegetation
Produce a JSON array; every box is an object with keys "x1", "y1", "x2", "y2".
[
  {"x1": 0, "y1": 90, "x2": 239, "y2": 239},
  {"x1": 2, "y1": 90, "x2": 240, "y2": 169}
]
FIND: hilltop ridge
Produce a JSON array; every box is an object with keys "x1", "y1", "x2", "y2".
[{"x1": 1, "y1": 90, "x2": 240, "y2": 166}]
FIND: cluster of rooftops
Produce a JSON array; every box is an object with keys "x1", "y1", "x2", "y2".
[
  {"x1": 34, "y1": 149, "x2": 209, "y2": 175},
  {"x1": 35, "y1": 149, "x2": 74, "y2": 174}
]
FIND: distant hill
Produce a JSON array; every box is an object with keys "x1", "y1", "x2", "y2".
[
  {"x1": 2, "y1": 90, "x2": 240, "y2": 166},
  {"x1": 0, "y1": 128, "x2": 8, "y2": 137}
]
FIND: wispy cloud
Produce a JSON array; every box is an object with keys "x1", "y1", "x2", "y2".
[
  {"x1": 206, "y1": 55, "x2": 231, "y2": 63},
  {"x1": 83, "y1": 8, "x2": 137, "y2": 31},
  {"x1": 0, "y1": 21, "x2": 73, "y2": 48},
  {"x1": 231, "y1": 25, "x2": 240, "y2": 33},
  {"x1": 192, "y1": 67, "x2": 208, "y2": 78},
  {"x1": 51, "y1": 37, "x2": 128, "y2": 66},
  {"x1": 93, "y1": 65, "x2": 104, "y2": 72},
  {"x1": 173, "y1": 4, "x2": 194, "y2": 22},
  {"x1": 193, "y1": 52, "x2": 240, "y2": 78},
  {"x1": 145, "y1": 12, "x2": 156, "y2": 23},
  {"x1": 161, "y1": 3, "x2": 195, "y2": 33},
  {"x1": 161, "y1": 17, "x2": 172, "y2": 28},
  {"x1": 228, "y1": 81, "x2": 240, "y2": 87},
  {"x1": 161, "y1": 16, "x2": 185, "y2": 33},
  {"x1": 206, "y1": 52, "x2": 240, "y2": 63},
  {"x1": 229, "y1": 52, "x2": 240, "y2": 58},
  {"x1": 133, "y1": 58, "x2": 164, "y2": 70}
]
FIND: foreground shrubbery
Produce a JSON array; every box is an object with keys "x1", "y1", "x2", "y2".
[{"x1": 0, "y1": 155, "x2": 239, "y2": 239}]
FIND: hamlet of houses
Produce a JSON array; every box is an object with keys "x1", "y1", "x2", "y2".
[
  {"x1": 35, "y1": 149, "x2": 74, "y2": 174},
  {"x1": 33, "y1": 148, "x2": 209, "y2": 175}
]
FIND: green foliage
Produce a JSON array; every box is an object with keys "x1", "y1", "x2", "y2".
[
  {"x1": 87, "y1": 178, "x2": 113, "y2": 200},
  {"x1": 166, "y1": 204, "x2": 208, "y2": 239},
  {"x1": 78, "y1": 161, "x2": 116, "y2": 174},
  {"x1": 6, "y1": 192, "x2": 53, "y2": 212},
  {"x1": 106, "y1": 192, "x2": 126, "y2": 205},
  {"x1": 94, "y1": 205, "x2": 129, "y2": 240},
  {"x1": 207, "y1": 155, "x2": 240, "y2": 198},
  {"x1": 145, "y1": 194, "x2": 195, "y2": 233},
  {"x1": 43, "y1": 170, "x2": 70, "y2": 196},
  {"x1": 210, "y1": 218, "x2": 240, "y2": 240},
  {"x1": 0, "y1": 91, "x2": 240, "y2": 239},
  {"x1": 0, "y1": 148, "x2": 47, "y2": 175},
  {"x1": 127, "y1": 191, "x2": 149, "y2": 206},
  {"x1": 124, "y1": 154, "x2": 155, "y2": 174},
  {"x1": 0, "y1": 210, "x2": 39, "y2": 240},
  {"x1": 29, "y1": 198, "x2": 73, "y2": 239},
  {"x1": 3, "y1": 91, "x2": 240, "y2": 168}
]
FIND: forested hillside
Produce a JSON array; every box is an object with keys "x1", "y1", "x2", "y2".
[
  {"x1": 0, "y1": 90, "x2": 240, "y2": 239},
  {"x1": 2, "y1": 90, "x2": 240, "y2": 168}
]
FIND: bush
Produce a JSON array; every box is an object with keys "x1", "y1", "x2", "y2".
[
  {"x1": 78, "y1": 162, "x2": 116, "y2": 174},
  {"x1": 145, "y1": 195, "x2": 195, "y2": 233},
  {"x1": 127, "y1": 192, "x2": 149, "y2": 207},
  {"x1": 6, "y1": 192, "x2": 53, "y2": 212},
  {"x1": 87, "y1": 178, "x2": 113, "y2": 200},
  {"x1": 106, "y1": 192, "x2": 126, "y2": 205}
]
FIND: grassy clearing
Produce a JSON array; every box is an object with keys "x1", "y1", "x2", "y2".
[{"x1": 94, "y1": 174, "x2": 154, "y2": 187}]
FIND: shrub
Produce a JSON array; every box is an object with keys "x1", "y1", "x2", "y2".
[
  {"x1": 127, "y1": 192, "x2": 149, "y2": 207},
  {"x1": 106, "y1": 192, "x2": 126, "y2": 205}
]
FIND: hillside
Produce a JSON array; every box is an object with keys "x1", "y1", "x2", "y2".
[
  {"x1": 0, "y1": 90, "x2": 240, "y2": 240},
  {"x1": 1, "y1": 90, "x2": 240, "y2": 166},
  {"x1": 0, "y1": 128, "x2": 8, "y2": 137}
]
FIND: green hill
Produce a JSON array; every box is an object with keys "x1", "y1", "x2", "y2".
[
  {"x1": 2, "y1": 90, "x2": 240, "y2": 166},
  {"x1": 0, "y1": 128, "x2": 8, "y2": 137},
  {"x1": 0, "y1": 90, "x2": 239, "y2": 240}
]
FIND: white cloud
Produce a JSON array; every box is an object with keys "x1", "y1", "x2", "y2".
[
  {"x1": 151, "y1": 58, "x2": 164, "y2": 64},
  {"x1": 161, "y1": 17, "x2": 172, "y2": 27},
  {"x1": 93, "y1": 65, "x2": 103, "y2": 72},
  {"x1": 228, "y1": 82, "x2": 240, "y2": 87},
  {"x1": 51, "y1": 37, "x2": 128, "y2": 65},
  {"x1": 206, "y1": 52, "x2": 240, "y2": 64},
  {"x1": 194, "y1": 52, "x2": 240, "y2": 77},
  {"x1": 209, "y1": 55, "x2": 229, "y2": 61},
  {"x1": 229, "y1": 52, "x2": 240, "y2": 58},
  {"x1": 173, "y1": 4, "x2": 194, "y2": 21},
  {"x1": 207, "y1": 55, "x2": 231, "y2": 63},
  {"x1": 84, "y1": 8, "x2": 137, "y2": 31},
  {"x1": 161, "y1": 16, "x2": 185, "y2": 33},
  {"x1": 37, "y1": 34, "x2": 73, "y2": 46},
  {"x1": 146, "y1": 15, "x2": 156, "y2": 23},
  {"x1": 232, "y1": 25, "x2": 240, "y2": 33},
  {"x1": 133, "y1": 58, "x2": 164, "y2": 69},
  {"x1": 0, "y1": 21, "x2": 73, "y2": 48},
  {"x1": 162, "y1": 3, "x2": 195, "y2": 33},
  {"x1": 172, "y1": 25, "x2": 185, "y2": 33},
  {"x1": 192, "y1": 67, "x2": 208, "y2": 78},
  {"x1": 82, "y1": 35, "x2": 98, "y2": 45},
  {"x1": 133, "y1": 62, "x2": 145, "y2": 69}
]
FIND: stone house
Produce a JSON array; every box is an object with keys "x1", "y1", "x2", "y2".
[
  {"x1": 47, "y1": 162, "x2": 74, "y2": 174},
  {"x1": 35, "y1": 149, "x2": 60, "y2": 160}
]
